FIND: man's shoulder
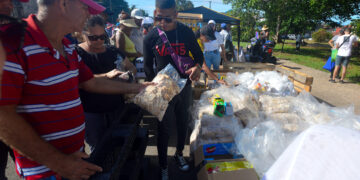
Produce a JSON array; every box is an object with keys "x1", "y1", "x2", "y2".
[{"x1": 144, "y1": 27, "x2": 158, "y2": 42}]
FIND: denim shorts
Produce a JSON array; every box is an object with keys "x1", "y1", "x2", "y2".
[{"x1": 335, "y1": 56, "x2": 350, "y2": 67}]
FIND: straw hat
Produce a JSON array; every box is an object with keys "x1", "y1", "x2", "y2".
[
  {"x1": 119, "y1": 19, "x2": 139, "y2": 28},
  {"x1": 262, "y1": 25, "x2": 269, "y2": 31}
]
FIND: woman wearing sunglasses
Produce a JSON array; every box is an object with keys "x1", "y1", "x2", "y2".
[
  {"x1": 76, "y1": 15, "x2": 137, "y2": 150},
  {"x1": 115, "y1": 18, "x2": 142, "y2": 62}
]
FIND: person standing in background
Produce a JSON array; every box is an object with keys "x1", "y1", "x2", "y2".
[
  {"x1": 208, "y1": 20, "x2": 227, "y2": 64},
  {"x1": 116, "y1": 18, "x2": 142, "y2": 62},
  {"x1": 328, "y1": 28, "x2": 344, "y2": 80},
  {"x1": 130, "y1": 9, "x2": 145, "y2": 55},
  {"x1": 331, "y1": 28, "x2": 358, "y2": 83},
  {"x1": 220, "y1": 23, "x2": 234, "y2": 62},
  {"x1": 201, "y1": 24, "x2": 222, "y2": 70}
]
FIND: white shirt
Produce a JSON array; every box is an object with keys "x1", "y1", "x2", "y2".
[
  {"x1": 130, "y1": 28, "x2": 144, "y2": 53},
  {"x1": 336, "y1": 35, "x2": 358, "y2": 57},
  {"x1": 204, "y1": 31, "x2": 223, "y2": 52},
  {"x1": 220, "y1": 29, "x2": 230, "y2": 45}
]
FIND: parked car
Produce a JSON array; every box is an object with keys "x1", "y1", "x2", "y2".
[
  {"x1": 280, "y1": 34, "x2": 289, "y2": 39},
  {"x1": 287, "y1": 34, "x2": 296, "y2": 40},
  {"x1": 303, "y1": 33, "x2": 311, "y2": 39}
]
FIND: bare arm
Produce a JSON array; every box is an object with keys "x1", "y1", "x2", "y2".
[
  {"x1": 79, "y1": 77, "x2": 150, "y2": 94},
  {"x1": 123, "y1": 57, "x2": 137, "y2": 74},
  {"x1": 116, "y1": 31, "x2": 142, "y2": 58},
  {"x1": 202, "y1": 62, "x2": 226, "y2": 84},
  {"x1": 220, "y1": 44, "x2": 227, "y2": 62},
  {"x1": 328, "y1": 39, "x2": 334, "y2": 49},
  {"x1": 0, "y1": 106, "x2": 102, "y2": 179}
]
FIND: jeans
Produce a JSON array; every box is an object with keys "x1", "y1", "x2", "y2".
[
  {"x1": 157, "y1": 84, "x2": 192, "y2": 168},
  {"x1": 335, "y1": 55, "x2": 350, "y2": 67},
  {"x1": 204, "y1": 50, "x2": 221, "y2": 70},
  {"x1": 84, "y1": 107, "x2": 124, "y2": 151}
]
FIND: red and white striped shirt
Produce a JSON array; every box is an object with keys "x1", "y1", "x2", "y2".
[{"x1": 0, "y1": 14, "x2": 93, "y2": 180}]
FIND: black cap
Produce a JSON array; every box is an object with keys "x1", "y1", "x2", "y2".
[{"x1": 200, "y1": 25, "x2": 216, "y2": 41}]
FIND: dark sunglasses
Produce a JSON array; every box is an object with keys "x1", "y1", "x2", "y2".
[
  {"x1": 87, "y1": 34, "x2": 107, "y2": 41},
  {"x1": 0, "y1": 14, "x2": 27, "y2": 54},
  {"x1": 154, "y1": 16, "x2": 173, "y2": 23}
]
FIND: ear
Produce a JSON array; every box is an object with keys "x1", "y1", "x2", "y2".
[{"x1": 58, "y1": 0, "x2": 67, "y2": 14}]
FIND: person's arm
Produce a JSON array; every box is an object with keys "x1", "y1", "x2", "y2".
[
  {"x1": 0, "y1": 106, "x2": 102, "y2": 179},
  {"x1": 328, "y1": 39, "x2": 334, "y2": 49},
  {"x1": 116, "y1": 31, "x2": 142, "y2": 58},
  {"x1": 186, "y1": 28, "x2": 203, "y2": 81},
  {"x1": 123, "y1": 57, "x2": 137, "y2": 75},
  {"x1": 143, "y1": 32, "x2": 156, "y2": 81},
  {"x1": 202, "y1": 62, "x2": 226, "y2": 85},
  {"x1": 79, "y1": 77, "x2": 151, "y2": 94},
  {"x1": 220, "y1": 44, "x2": 227, "y2": 62}
]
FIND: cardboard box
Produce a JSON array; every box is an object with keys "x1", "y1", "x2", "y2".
[{"x1": 195, "y1": 145, "x2": 258, "y2": 180}]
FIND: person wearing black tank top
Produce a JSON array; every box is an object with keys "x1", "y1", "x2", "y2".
[{"x1": 76, "y1": 15, "x2": 137, "y2": 150}]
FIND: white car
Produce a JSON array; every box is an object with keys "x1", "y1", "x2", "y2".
[{"x1": 287, "y1": 34, "x2": 296, "y2": 40}]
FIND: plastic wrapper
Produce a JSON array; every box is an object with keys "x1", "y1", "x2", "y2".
[
  {"x1": 235, "y1": 120, "x2": 303, "y2": 177},
  {"x1": 190, "y1": 114, "x2": 242, "y2": 152},
  {"x1": 225, "y1": 71, "x2": 296, "y2": 96},
  {"x1": 133, "y1": 64, "x2": 186, "y2": 121}
]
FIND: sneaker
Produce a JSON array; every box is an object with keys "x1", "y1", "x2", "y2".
[
  {"x1": 329, "y1": 79, "x2": 336, "y2": 83},
  {"x1": 174, "y1": 153, "x2": 190, "y2": 172},
  {"x1": 339, "y1": 80, "x2": 345, "y2": 84},
  {"x1": 160, "y1": 167, "x2": 169, "y2": 180}
]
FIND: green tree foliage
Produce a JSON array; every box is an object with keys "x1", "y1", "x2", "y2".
[
  {"x1": 227, "y1": 9, "x2": 257, "y2": 42},
  {"x1": 351, "y1": 19, "x2": 360, "y2": 38},
  {"x1": 312, "y1": 28, "x2": 332, "y2": 42},
  {"x1": 176, "y1": 0, "x2": 194, "y2": 11},
  {"x1": 223, "y1": 0, "x2": 360, "y2": 42},
  {"x1": 96, "y1": 0, "x2": 129, "y2": 23}
]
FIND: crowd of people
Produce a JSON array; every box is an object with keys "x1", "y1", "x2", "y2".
[{"x1": 0, "y1": 0, "x2": 236, "y2": 180}]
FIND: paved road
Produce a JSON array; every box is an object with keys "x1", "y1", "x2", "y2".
[{"x1": 276, "y1": 59, "x2": 360, "y2": 115}]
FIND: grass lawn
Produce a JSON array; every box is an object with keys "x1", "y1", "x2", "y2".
[{"x1": 234, "y1": 40, "x2": 360, "y2": 84}]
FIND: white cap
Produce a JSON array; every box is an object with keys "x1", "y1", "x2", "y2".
[
  {"x1": 141, "y1": 17, "x2": 154, "y2": 26},
  {"x1": 208, "y1": 20, "x2": 216, "y2": 24},
  {"x1": 131, "y1": 9, "x2": 145, "y2": 19}
]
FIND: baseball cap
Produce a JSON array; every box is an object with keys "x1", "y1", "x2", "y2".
[
  {"x1": 131, "y1": 9, "x2": 145, "y2": 19},
  {"x1": 141, "y1": 17, "x2": 154, "y2": 26},
  {"x1": 221, "y1": 23, "x2": 226, "y2": 29},
  {"x1": 79, "y1": 0, "x2": 106, "y2": 15},
  {"x1": 208, "y1": 20, "x2": 216, "y2": 24}
]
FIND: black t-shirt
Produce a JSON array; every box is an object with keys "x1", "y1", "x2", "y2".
[
  {"x1": 76, "y1": 45, "x2": 125, "y2": 113},
  {"x1": 143, "y1": 22, "x2": 204, "y2": 81}
]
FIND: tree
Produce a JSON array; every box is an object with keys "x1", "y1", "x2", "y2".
[
  {"x1": 176, "y1": 0, "x2": 194, "y2": 11},
  {"x1": 129, "y1": 5, "x2": 149, "y2": 17},
  {"x1": 96, "y1": 0, "x2": 129, "y2": 23},
  {"x1": 224, "y1": 0, "x2": 360, "y2": 42}
]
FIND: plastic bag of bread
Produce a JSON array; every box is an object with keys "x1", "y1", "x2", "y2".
[{"x1": 134, "y1": 64, "x2": 187, "y2": 121}]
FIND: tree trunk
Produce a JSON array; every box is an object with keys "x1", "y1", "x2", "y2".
[{"x1": 275, "y1": 15, "x2": 282, "y2": 43}]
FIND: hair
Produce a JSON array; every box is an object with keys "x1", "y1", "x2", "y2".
[
  {"x1": 156, "y1": 0, "x2": 176, "y2": 9},
  {"x1": 195, "y1": 29, "x2": 201, "y2": 39},
  {"x1": 37, "y1": 0, "x2": 56, "y2": 6},
  {"x1": 344, "y1": 27, "x2": 351, "y2": 33},
  {"x1": 84, "y1": 15, "x2": 105, "y2": 31}
]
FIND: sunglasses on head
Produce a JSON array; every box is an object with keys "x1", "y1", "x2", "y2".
[
  {"x1": 154, "y1": 16, "x2": 173, "y2": 23},
  {"x1": 0, "y1": 14, "x2": 27, "y2": 54},
  {"x1": 87, "y1": 34, "x2": 107, "y2": 41}
]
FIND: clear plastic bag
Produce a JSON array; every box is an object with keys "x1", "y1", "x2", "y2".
[{"x1": 133, "y1": 64, "x2": 187, "y2": 121}]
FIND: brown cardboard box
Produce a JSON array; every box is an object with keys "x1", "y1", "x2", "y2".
[{"x1": 194, "y1": 145, "x2": 258, "y2": 180}]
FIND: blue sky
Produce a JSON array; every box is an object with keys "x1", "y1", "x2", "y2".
[{"x1": 128, "y1": 0, "x2": 232, "y2": 15}]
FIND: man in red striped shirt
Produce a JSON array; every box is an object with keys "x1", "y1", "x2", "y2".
[{"x1": 0, "y1": 0, "x2": 151, "y2": 179}]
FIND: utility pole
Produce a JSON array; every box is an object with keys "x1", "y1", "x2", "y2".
[{"x1": 209, "y1": 1, "x2": 212, "y2": 9}]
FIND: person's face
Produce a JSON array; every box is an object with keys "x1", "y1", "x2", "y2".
[
  {"x1": 84, "y1": 25, "x2": 106, "y2": 49},
  {"x1": 134, "y1": 18, "x2": 142, "y2": 27},
  {"x1": 0, "y1": 0, "x2": 13, "y2": 16},
  {"x1": 209, "y1": 23, "x2": 215, "y2": 31},
  {"x1": 154, "y1": 7, "x2": 177, "y2": 31},
  {"x1": 120, "y1": 11, "x2": 129, "y2": 20},
  {"x1": 64, "y1": 0, "x2": 90, "y2": 33}
]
